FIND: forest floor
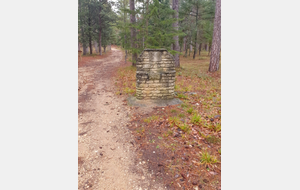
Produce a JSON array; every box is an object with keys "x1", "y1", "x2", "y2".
[
  {"x1": 78, "y1": 47, "x2": 221, "y2": 190},
  {"x1": 78, "y1": 47, "x2": 165, "y2": 190},
  {"x1": 114, "y1": 50, "x2": 221, "y2": 190}
]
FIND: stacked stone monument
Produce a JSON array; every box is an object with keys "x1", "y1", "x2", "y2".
[{"x1": 136, "y1": 49, "x2": 175, "y2": 100}]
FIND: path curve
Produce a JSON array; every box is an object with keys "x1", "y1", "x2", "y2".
[{"x1": 78, "y1": 48, "x2": 164, "y2": 190}]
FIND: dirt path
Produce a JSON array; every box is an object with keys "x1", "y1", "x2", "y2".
[{"x1": 78, "y1": 48, "x2": 164, "y2": 190}]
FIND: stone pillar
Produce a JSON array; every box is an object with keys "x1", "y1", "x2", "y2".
[{"x1": 136, "y1": 49, "x2": 176, "y2": 100}]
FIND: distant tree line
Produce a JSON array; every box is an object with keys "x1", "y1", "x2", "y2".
[{"x1": 78, "y1": 0, "x2": 117, "y2": 55}]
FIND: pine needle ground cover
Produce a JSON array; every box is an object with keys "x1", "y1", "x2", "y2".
[
  {"x1": 114, "y1": 50, "x2": 221, "y2": 190},
  {"x1": 78, "y1": 49, "x2": 113, "y2": 67}
]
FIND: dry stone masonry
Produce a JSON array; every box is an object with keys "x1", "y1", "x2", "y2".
[{"x1": 136, "y1": 49, "x2": 176, "y2": 100}]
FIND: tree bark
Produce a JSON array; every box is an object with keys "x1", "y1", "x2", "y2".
[
  {"x1": 189, "y1": 41, "x2": 192, "y2": 56},
  {"x1": 124, "y1": 2, "x2": 127, "y2": 64},
  {"x1": 172, "y1": 0, "x2": 180, "y2": 67},
  {"x1": 209, "y1": 0, "x2": 221, "y2": 72},
  {"x1": 94, "y1": 41, "x2": 98, "y2": 53},
  {"x1": 79, "y1": 1, "x2": 86, "y2": 55},
  {"x1": 183, "y1": 36, "x2": 186, "y2": 52},
  {"x1": 193, "y1": 6, "x2": 199, "y2": 59},
  {"x1": 130, "y1": 0, "x2": 137, "y2": 66},
  {"x1": 88, "y1": 5, "x2": 93, "y2": 55},
  {"x1": 99, "y1": 2, "x2": 102, "y2": 55},
  {"x1": 199, "y1": 43, "x2": 202, "y2": 55}
]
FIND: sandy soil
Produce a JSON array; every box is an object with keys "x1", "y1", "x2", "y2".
[{"x1": 78, "y1": 48, "x2": 165, "y2": 190}]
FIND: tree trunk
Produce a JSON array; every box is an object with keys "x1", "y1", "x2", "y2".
[
  {"x1": 130, "y1": 0, "x2": 137, "y2": 66},
  {"x1": 124, "y1": 3, "x2": 127, "y2": 64},
  {"x1": 146, "y1": 0, "x2": 149, "y2": 40},
  {"x1": 88, "y1": 5, "x2": 93, "y2": 55},
  {"x1": 79, "y1": 1, "x2": 86, "y2": 55},
  {"x1": 199, "y1": 43, "x2": 202, "y2": 55},
  {"x1": 94, "y1": 41, "x2": 98, "y2": 53},
  {"x1": 189, "y1": 41, "x2": 192, "y2": 56},
  {"x1": 183, "y1": 37, "x2": 186, "y2": 52},
  {"x1": 209, "y1": 0, "x2": 221, "y2": 72},
  {"x1": 78, "y1": 42, "x2": 81, "y2": 51},
  {"x1": 89, "y1": 37, "x2": 92, "y2": 54},
  {"x1": 172, "y1": 0, "x2": 180, "y2": 67},
  {"x1": 99, "y1": 3, "x2": 102, "y2": 55},
  {"x1": 104, "y1": 46, "x2": 106, "y2": 53},
  {"x1": 193, "y1": 5, "x2": 199, "y2": 59}
]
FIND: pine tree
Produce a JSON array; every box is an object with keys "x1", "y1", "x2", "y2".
[
  {"x1": 209, "y1": 0, "x2": 221, "y2": 72},
  {"x1": 172, "y1": 0, "x2": 180, "y2": 67}
]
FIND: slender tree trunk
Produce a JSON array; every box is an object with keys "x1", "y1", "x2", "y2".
[
  {"x1": 199, "y1": 43, "x2": 202, "y2": 55},
  {"x1": 183, "y1": 37, "x2": 186, "y2": 52},
  {"x1": 78, "y1": 42, "x2": 81, "y2": 51},
  {"x1": 99, "y1": 3, "x2": 102, "y2": 55},
  {"x1": 146, "y1": 0, "x2": 149, "y2": 38},
  {"x1": 104, "y1": 46, "x2": 106, "y2": 53},
  {"x1": 130, "y1": 0, "x2": 137, "y2": 66},
  {"x1": 172, "y1": 0, "x2": 180, "y2": 67},
  {"x1": 89, "y1": 36, "x2": 92, "y2": 54},
  {"x1": 193, "y1": 6, "x2": 199, "y2": 59},
  {"x1": 94, "y1": 41, "x2": 98, "y2": 53},
  {"x1": 79, "y1": 1, "x2": 86, "y2": 55},
  {"x1": 209, "y1": 0, "x2": 221, "y2": 72},
  {"x1": 189, "y1": 40, "x2": 192, "y2": 56},
  {"x1": 88, "y1": 5, "x2": 93, "y2": 55},
  {"x1": 124, "y1": 4, "x2": 127, "y2": 64}
]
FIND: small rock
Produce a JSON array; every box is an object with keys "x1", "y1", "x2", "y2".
[
  {"x1": 175, "y1": 174, "x2": 179, "y2": 178},
  {"x1": 192, "y1": 181, "x2": 198, "y2": 185},
  {"x1": 198, "y1": 184, "x2": 202, "y2": 188},
  {"x1": 209, "y1": 171, "x2": 218, "y2": 176},
  {"x1": 99, "y1": 153, "x2": 103, "y2": 156},
  {"x1": 210, "y1": 118, "x2": 214, "y2": 122},
  {"x1": 214, "y1": 115, "x2": 221, "y2": 119},
  {"x1": 203, "y1": 179, "x2": 209, "y2": 183},
  {"x1": 142, "y1": 176, "x2": 145, "y2": 180},
  {"x1": 137, "y1": 136, "x2": 141, "y2": 140},
  {"x1": 153, "y1": 151, "x2": 155, "y2": 153}
]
